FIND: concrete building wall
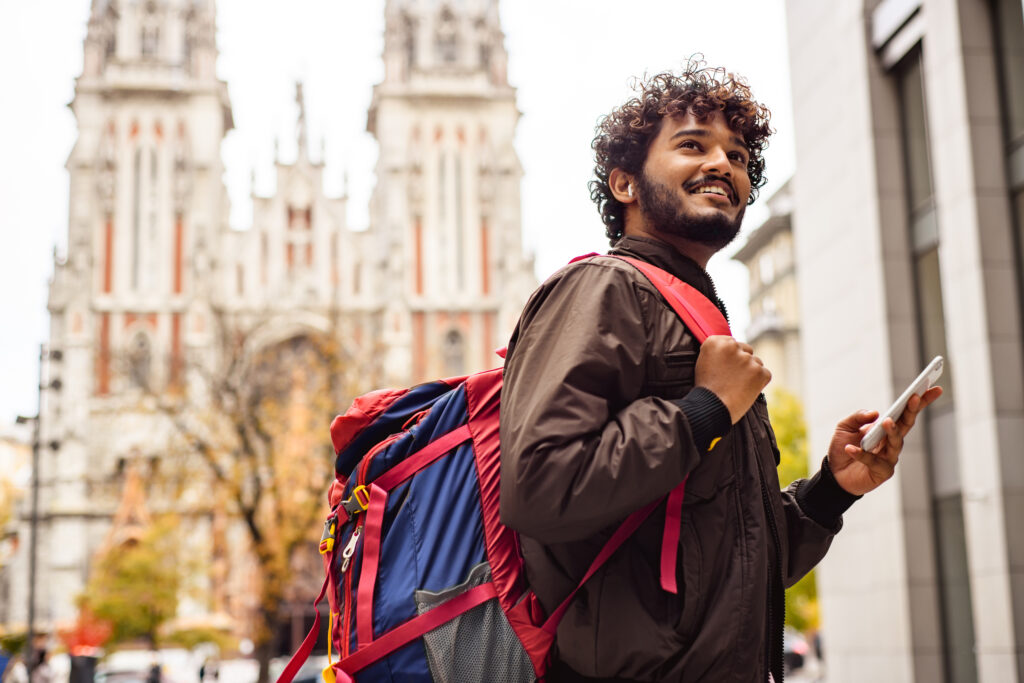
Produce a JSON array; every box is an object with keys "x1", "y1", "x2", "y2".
[{"x1": 785, "y1": 0, "x2": 1024, "y2": 680}]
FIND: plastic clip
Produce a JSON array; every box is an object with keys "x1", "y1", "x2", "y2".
[
  {"x1": 341, "y1": 485, "x2": 371, "y2": 515},
  {"x1": 319, "y1": 517, "x2": 337, "y2": 555}
]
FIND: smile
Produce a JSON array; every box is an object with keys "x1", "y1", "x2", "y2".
[{"x1": 689, "y1": 181, "x2": 734, "y2": 204}]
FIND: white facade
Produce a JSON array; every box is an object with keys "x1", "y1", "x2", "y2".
[
  {"x1": 785, "y1": 0, "x2": 1024, "y2": 681},
  {"x1": 8, "y1": 0, "x2": 534, "y2": 640}
]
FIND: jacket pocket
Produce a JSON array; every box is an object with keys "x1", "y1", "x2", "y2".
[
  {"x1": 673, "y1": 517, "x2": 704, "y2": 643},
  {"x1": 646, "y1": 351, "x2": 697, "y2": 400}
]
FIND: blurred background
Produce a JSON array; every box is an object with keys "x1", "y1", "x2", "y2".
[{"x1": 1, "y1": 1, "x2": 1022, "y2": 682}]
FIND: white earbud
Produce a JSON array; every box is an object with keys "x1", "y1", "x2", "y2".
[{"x1": 627, "y1": 185, "x2": 633, "y2": 198}]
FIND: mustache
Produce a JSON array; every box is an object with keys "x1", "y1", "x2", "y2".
[{"x1": 682, "y1": 175, "x2": 737, "y2": 205}]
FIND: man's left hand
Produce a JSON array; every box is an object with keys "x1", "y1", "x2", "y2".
[{"x1": 827, "y1": 387, "x2": 943, "y2": 496}]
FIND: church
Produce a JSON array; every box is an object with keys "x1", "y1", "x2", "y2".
[{"x1": 8, "y1": 0, "x2": 536, "y2": 655}]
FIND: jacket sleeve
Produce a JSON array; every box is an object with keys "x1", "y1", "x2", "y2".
[
  {"x1": 499, "y1": 263, "x2": 707, "y2": 544},
  {"x1": 780, "y1": 457, "x2": 861, "y2": 587}
]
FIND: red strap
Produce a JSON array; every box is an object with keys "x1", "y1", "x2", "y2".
[
  {"x1": 660, "y1": 481, "x2": 687, "y2": 593},
  {"x1": 356, "y1": 484, "x2": 388, "y2": 647},
  {"x1": 276, "y1": 575, "x2": 330, "y2": 683},
  {"x1": 541, "y1": 497, "x2": 663, "y2": 634},
  {"x1": 337, "y1": 582, "x2": 498, "y2": 675},
  {"x1": 374, "y1": 424, "x2": 472, "y2": 491},
  {"x1": 607, "y1": 255, "x2": 731, "y2": 341}
]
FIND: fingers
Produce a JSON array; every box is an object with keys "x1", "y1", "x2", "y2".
[
  {"x1": 837, "y1": 409, "x2": 879, "y2": 433},
  {"x1": 844, "y1": 444, "x2": 897, "y2": 480}
]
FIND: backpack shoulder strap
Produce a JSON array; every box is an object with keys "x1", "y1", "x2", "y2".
[{"x1": 603, "y1": 254, "x2": 731, "y2": 342}]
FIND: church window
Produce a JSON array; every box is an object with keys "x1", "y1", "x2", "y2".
[
  {"x1": 132, "y1": 148, "x2": 142, "y2": 290},
  {"x1": 436, "y1": 9, "x2": 458, "y2": 63},
  {"x1": 442, "y1": 330, "x2": 465, "y2": 376},
  {"x1": 455, "y1": 154, "x2": 465, "y2": 290},
  {"x1": 128, "y1": 333, "x2": 152, "y2": 390},
  {"x1": 141, "y1": 25, "x2": 160, "y2": 58}
]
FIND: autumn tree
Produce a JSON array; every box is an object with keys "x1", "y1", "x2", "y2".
[
  {"x1": 156, "y1": 309, "x2": 379, "y2": 683},
  {"x1": 767, "y1": 388, "x2": 820, "y2": 634},
  {"x1": 80, "y1": 516, "x2": 185, "y2": 648}
]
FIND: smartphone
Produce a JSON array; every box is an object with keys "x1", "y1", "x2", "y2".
[{"x1": 860, "y1": 356, "x2": 944, "y2": 452}]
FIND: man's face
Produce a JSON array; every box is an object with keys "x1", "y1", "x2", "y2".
[{"x1": 633, "y1": 110, "x2": 752, "y2": 252}]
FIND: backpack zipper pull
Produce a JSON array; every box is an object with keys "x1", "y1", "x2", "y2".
[{"x1": 339, "y1": 524, "x2": 362, "y2": 573}]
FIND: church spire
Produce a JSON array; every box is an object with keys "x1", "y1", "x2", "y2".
[{"x1": 295, "y1": 81, "x2": 309, "y2": 164}]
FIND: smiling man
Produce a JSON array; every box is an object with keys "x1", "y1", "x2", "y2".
[{"x1": 499, "y1": 61, "x2": 941, "y2": 682}]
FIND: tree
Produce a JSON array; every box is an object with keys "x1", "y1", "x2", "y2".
[
  {"x1": 79, "y1": 516, "x2": 185, "y2": 648},
  {"x1": 767, "y1": 388, "x2": 820, "y2": 634},
  {"x1": 155, "y1": 309, "x2": 379, "y2": 683}
]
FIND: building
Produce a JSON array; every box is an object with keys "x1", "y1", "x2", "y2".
[
  {"x1": 784, "y1": 0, "x2": 1024, "y2": 681},
  {"x1": 6, "y1": 0, "x2": 535, "y2": 650},
  {"x1": 732, "y1": 180, "x2": 804, "y2": 398}
]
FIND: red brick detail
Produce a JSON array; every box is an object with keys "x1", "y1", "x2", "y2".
[
  {"x1": 103, "y1": 218, "x2": 114, "y2": 293},
  {"x1": 97, "y1": 314, "x2": 111, "y2": 396},
  {"x1": 154, "y1": 121, "x2": 163, "y2": 141},
  {"x1": 146, "y1": 313, "x2": 157, "y2": 329},
  {"x1": 170, "y1": 313, "x2": 182, "y2": 392},
  {"x1": 287, "y1": 244, "x2": 295, "y2": 269},
  {"x1": 173, "y1": 215, "x2": 184, "y2": 294},
  {"x1": 413, "y1": 312, "x2": 426, "y2": 381},
  {"x1": 414, "y1": 218, "x2": 424, "y2": 295},
  {"x1": 305, "y1": 207, "x2": 313, "y2": 228},
  {"x1": 124, "y1": 313, "x2": 137, "y2": 329},
  {"x1": 305, "y1": 243, "x2": 313, "y2": 266},
  {"x1": 130, "y1": 120, "x2": 139, "y2": 139},
  {"x1": 483, "y1": 312, "x2": 495, "y2": 368},
  {"x1": 434, "y1": 126, "x2": 443, "y2": 142},
  {"x1": 456, "y1": 126, "x2": 465, "y2": 144},
  {"x1": 480, "y1": 219, "x2": 490, "y2": 295},
  {"x1": 287, "y1": 206, "x2": 295, "y2": 229}
]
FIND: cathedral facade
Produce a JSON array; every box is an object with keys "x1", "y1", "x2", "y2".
[{"x1": 7, "y1": 0, "x2": 535, "y2": 644}]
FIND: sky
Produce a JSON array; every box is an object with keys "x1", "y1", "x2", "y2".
[{"x1": 0, "y1": 0, "x2": 796, "y2": 425}]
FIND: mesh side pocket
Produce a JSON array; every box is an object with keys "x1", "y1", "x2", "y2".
[{"x1": 414, "y1": 562, "x2": 536, "y2": 683}]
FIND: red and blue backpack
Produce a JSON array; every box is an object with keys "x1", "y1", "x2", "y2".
[{"x1": 279, "y1": 255, "x2": 731, "y2": 683}]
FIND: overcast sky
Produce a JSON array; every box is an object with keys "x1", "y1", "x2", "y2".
[{"x1": 0, "y1": 0, "x2": 795, "y2": 425}]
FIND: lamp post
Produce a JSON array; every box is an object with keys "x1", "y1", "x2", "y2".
[{"x1": 16, "y1": 345, "x2": 61, "y2": 679}]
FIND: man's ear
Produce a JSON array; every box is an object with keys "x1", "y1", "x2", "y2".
[{"x1": 609, "y1": 168, "x2": 635, "y2": 203}]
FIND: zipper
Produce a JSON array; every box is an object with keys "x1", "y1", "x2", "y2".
[
  {"x1": 758, "y1": 472, "x2": 785, "y2": 683},
  {"x1": 339, "y1": 523, "x2": 362, "y2": 658}
]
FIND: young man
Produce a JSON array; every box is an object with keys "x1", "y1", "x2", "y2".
[{"x1": 499, "y1": 62, "x2": 941, "y2": 682}]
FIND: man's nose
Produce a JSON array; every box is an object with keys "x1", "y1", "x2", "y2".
[{"x1": 701, "y1": 147, "x2": 731, "y2": 176}]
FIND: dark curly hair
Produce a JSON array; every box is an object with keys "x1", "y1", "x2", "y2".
[{"x1": 590, "y1": 57, "x2": 773, "y2": 244}]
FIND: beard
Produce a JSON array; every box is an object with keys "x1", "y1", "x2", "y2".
[{"x1": 634, "y1": 171, "x2": 745, "y2": 250}]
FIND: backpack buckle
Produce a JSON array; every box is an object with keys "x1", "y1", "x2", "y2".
[
  {"x1": 318, "y1": 516, "x2": 337, "y2": 555},
  {"x1": 341, "y1": 484, "x2": 371, "y2": 516}
]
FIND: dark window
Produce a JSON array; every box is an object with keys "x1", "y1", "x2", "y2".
[{"x1": 896, "y1": 46, "x2": 976, "y2": 683}]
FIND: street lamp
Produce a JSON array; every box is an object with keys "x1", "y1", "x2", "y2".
[{"x1": 16, "y1": 346, "x2": 61, "y2": 679}]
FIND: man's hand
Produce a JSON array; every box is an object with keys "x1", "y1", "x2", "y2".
[
  {"x1": 695, "y1": 336, "x2": 772, "y2": 424},
  {"x1": 827, "y1": 387, "x2": 943, "y2": 496}
]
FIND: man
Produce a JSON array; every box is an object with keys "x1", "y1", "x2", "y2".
[{"x1": 499, "y1": 62, "x2": 941, "y2": 682}]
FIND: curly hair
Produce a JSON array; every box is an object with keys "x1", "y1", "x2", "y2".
[{"x1": 590, "y1": 57, "x2": 773, "y2": 244}]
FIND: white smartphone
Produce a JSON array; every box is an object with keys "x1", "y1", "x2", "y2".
[{"x1": 860, "y1": 356, "x2": 944, "y2": 452}]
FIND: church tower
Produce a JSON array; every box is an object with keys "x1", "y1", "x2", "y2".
[
  {"x1": 16, "y1": 0, "x2": 233, "y2": 627},
  {"x1": 367, "y1": 0, "x2": 535, "y2": 383}
]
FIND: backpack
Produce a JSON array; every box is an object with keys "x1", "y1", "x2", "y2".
[{"x1": 278, "y1": 254, "x2": 732, "y2": 683}]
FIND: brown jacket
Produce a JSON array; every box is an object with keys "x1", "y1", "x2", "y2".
[{"x1": 500, "y1": 236, "x2": 855, "y2": 682}]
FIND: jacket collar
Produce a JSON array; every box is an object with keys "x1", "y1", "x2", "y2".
[{"x1": 609, "y1": 235, "x2": 729, "y2": 322}]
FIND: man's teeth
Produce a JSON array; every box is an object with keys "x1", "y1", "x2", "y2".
[{"x1": 694, "y1": 186, "x2": 728, "y2": 196}]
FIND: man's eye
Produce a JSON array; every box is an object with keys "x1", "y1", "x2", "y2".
[
  {"x1": 679, "y1": 140, "x2": 700, "y2": 150},
  {"x1": 729, "y1": 152, "x2": 747, "y2": 163}
]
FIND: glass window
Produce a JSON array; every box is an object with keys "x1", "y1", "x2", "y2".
[
  {"x1": 442, "y1": 330, "x2": 465, "y2": 376},
  {"x1": 896, "y1": 45, "x2": 977, "y2": 683}
]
